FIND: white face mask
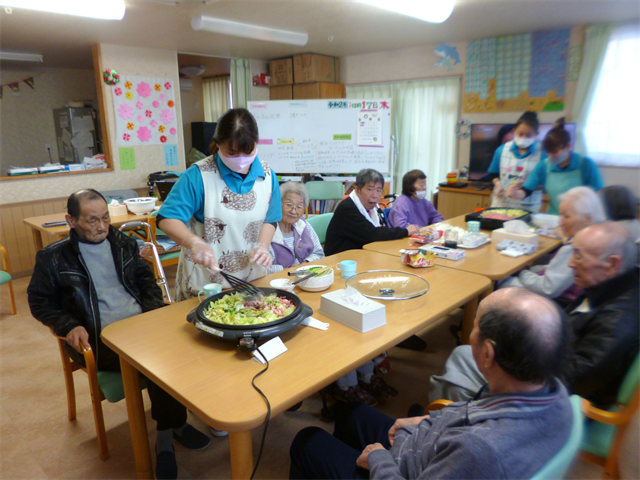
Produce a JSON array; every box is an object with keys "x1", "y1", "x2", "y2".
[
  {"x1": 218, "y1": 149, "x2": 257, "y2": 173},
  {"x1": 514, "y1": 136, "x2": 535, "y2": 149},
  {"x1": 415, "y1": 189, "x2": 427, "y2": 199}
]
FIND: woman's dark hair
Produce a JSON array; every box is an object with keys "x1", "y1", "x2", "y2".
[
  {"x1": 599, "y1": 185, "x2": 640, "y2": 221},
  {"x1": 209, "y1": 108, "x2": 259, "y2": 156},
  {"x1": 495, "y1": 124, "x2": 515, "y2": 150},
  {"x1": 514, "y1": 111, "x2": 539, "y2": 133},
  {"x1": 542, "y1": 117, "x2": 571, "y2": 153},
  {"x1": 401, "y1": 169, "x2": 426, "y2": 196}
]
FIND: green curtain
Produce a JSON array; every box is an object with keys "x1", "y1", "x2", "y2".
[
  {"x1": 573, "y1": 24, "x2": 612, "y2": 155},
  {"x1": 347, "y1": 77, "x2": 460, "y2": 196},
  {"x1": 230, "y1": 58, "x2": 251, "y2": 109}
]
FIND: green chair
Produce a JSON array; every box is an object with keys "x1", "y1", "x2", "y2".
[
  {"x1": 530, "y1": 395, "x2": 584, "y2": 480},
  {"x1": 305, "y1": 181, "x2": 344, "y2": 218},
  {"x1": 53, "y1": 331, "x2": 147, "y2": 460},
  {"x1": 578, "y1": 354, "x2": 640, "y2": 479},
  {"x1": 0, "y1": 244, "x2": 16, "y2": 315},
  {"x1": 306, "y1": 213, "x2": 334, "y2": 245}
]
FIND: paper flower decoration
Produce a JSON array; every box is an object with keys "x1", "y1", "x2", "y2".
[
  {"x1": 117, "y1": 103, "x2": 133, "y2": 120},
  {"x1": 155, "y1": 84, "x2": 162, "y2": 91},
  {"x1": 158, "y1": 125, "x2": 165, "y2": 133},
  {"x1": 103, "y1": 69, "x2": 119, "y2": 85},
  {"x1": 145, "y1": 110, "x2": 152, "y2": 118},
  {"x1": 136, "y1": 81, "x2": 151, "y2": 98},
  {"x1": 160, "y1": 135, "x2": 167, "y2": 143},
  {"x1": 152, "y1": 100, "x2": 160, "y2": 108},
  {"x1": 167, "y1": 100, "x2": 175, "y2": 108},
  {"x1": 137, "y1": 126, "x2": 152, "y2": 142},
  {"x1": 136, "y1": 114, "x2": 144, "y2": 123},
  {"x1": 160, "y1": 109, "x2": 174, "y2": 124},
  {"x1": 164, "y1": 82, "x2": 172, "y2": 90},
  {"x1": 160, "y1": 94, "x2": 167, "y2": 101},
  {"x1": 125, "y1": 81, "x2": 132, "y2": 89},
  {"x1": 125, "y1": 91, "x2": 133, "y2": 100},
  {"x1": 170, "y1": 127, "x2": 177, "y2": 135},
  {"x1": 150, "y1": 120, "x2": 158, "y2": 128},
  {"x1": 136, "y1": 101, "x2": 143, "y2": 109},
  {"x1": 123, "y1": 133, "x2": 131, "y2": 141},
  {"x1": 127, "y1": 122, "x2": 135, "y2": 130},
  {"x1": 114, "y1": 87, "x2": 122, "y2": 96}
]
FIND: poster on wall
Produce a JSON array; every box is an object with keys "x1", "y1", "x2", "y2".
[
  {"x1": 112, "y1": 76, "x2": 178, "y2": 146},
  {"x1": 464, "y1": 29, "x2": 571, "y2": 113}
]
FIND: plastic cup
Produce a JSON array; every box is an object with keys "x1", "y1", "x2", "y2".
[
  {"x1": 198, "y1": 283, "x2": 222, "y2": 302},
  {"x1": 444, "y1": 230, "x2": 458, "y2": 249},
  {"x1": 336, "y1": 260, "x2": 357, "y2": 279},
  {"x1": 467, "y1": 221, "x2": 480, "y2": 234}
]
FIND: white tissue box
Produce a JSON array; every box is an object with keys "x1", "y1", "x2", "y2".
[
  {"x1": 107, "y1": 204, "x2": 128, "y2": 216},
  {"x1": 319, "y1": 289, "x2": 386, "y2": 333},
  {"x1": 491, "y1": 228, "x2": 539, "y2": 247}
]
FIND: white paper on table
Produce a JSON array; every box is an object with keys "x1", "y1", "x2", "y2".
[
  {"x1": 252, "y1": 336, "x2": 287, "y2": 364},
  {"x1": 501, "y1": 248, "x2": 524, "y2": 258},
  {"x1": 301, "y1": 317, "x2": 329, "y2": 330}
]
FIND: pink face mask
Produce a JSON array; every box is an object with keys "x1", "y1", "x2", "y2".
[{"x1": 218, "y1": 149, "x2": 257, "y2": 173}]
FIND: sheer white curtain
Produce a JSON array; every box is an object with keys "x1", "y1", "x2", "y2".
[
  {"x1": 578, "y1": 23, "x2": 640, "y2": 167},
  {"x1": 230, "y1": 58, "x2": 252, "y2": 109},
  {"x1": 202, "y1": 76, "x2": 230, "y2": 122},
  {"x1": 347, "y1": 78, "x2": 460, "y2": 196}
]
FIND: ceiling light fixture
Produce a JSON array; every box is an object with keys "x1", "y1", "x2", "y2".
[
  {"x1": 357, "y1": 0, "x2": 454, "y2": 23},
  {"x1": 180, "y1": 65, "x2": 206, "y2": 77},
  {"x1": 0, "y1": 0, "x2": 125, "y2": 20},
  {"x1": 191, "y1": 15, "x2": 308, "y2": 46},
  {"x1": 0, "y1": 51, "x2": 43, "y2": 62}
]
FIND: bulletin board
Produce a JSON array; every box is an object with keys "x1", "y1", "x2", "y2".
[
  {"x1": 464, "y1": 29, "x2": 572, "y2": 113},
  {"x1": 247, "y1": 99, "x2": 392, "y2": 173}
]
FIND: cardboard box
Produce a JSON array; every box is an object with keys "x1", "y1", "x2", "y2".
[
  {"x1": 293, "y1": 54, "x2": 339, "y2": 84},
  {"x1": 270, "y1": 85, "x2": 293, "y2": 100},
  {"x1": 319, "y1": 289, "x2": 386, "y2": 333},
  {"x1": 269, "y1": 57, "x2": 293, "y2": 86},
  {"x1": 419, "y1": 245, "x2": 466, "y2": 261},
  {"x1": 293, "y1": 82, "x2": 345, "y2": 99},
  {"x1": 491, "y1": 228, "x2": 539, "y2": 247}
]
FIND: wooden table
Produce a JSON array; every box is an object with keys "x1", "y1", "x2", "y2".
[
  {"x1": 101, "y1": 249, "x2": 491, "y2": 479},
  {"x1": 23, "y1": 212, "x2": 152, "y2": 250}
]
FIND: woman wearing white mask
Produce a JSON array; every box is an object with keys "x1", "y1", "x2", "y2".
[
  {"x1": 487, "y1": 111, "x2": 543, "y2": 212},
  {"x1": 388, "y1": 169, "x2": 443, "y2": 228},
  {"x1": 507, "y1": 118, "x2": 603, "y2": 215},
  {"x1": 157, "y1": 108, "x2": 281, "y2": 301}
]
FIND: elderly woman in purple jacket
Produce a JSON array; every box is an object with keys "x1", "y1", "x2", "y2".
[
  {"x1": 388, "y1": 169, "x2": 443, "y2": 228},
  {"x1": 266, "y1": 182, "x2": 324, "y2": 274}
]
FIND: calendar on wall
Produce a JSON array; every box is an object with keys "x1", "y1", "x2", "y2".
[{"x1": 464, "y1": 29, "x2": 572, "y2": 113}]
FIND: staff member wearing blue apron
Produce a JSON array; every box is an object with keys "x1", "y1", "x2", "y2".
[
  {"x1": 507, "y1": 118, "x2": 603, "y2": 215},
  {"x1": 487, "y1": 111, "x2": 543, "y2": 212}
]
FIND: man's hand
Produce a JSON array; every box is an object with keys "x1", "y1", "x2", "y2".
[
  {"x1": 407, "y1": 225, "x2": 420, "y2": 236},
  {"x1": 66, "y1": 326, "x2": 90, "y2": 353},
  {"x1": 356, "y1": 443, "x2": 385, "y2": 470},
  {"x1": 388, "y1": 416, "x2": 427, "y2": 445}
]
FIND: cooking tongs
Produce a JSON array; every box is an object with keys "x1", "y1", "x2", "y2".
[{"x1": 212, "y1": 267, "x2": 264, "y2": 301}]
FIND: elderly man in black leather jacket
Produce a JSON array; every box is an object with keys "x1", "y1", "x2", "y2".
[{"x1": 28, "y1": 189, "x2": 210, "y2": 480}]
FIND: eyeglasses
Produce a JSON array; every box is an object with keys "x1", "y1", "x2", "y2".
[{"x1": 283, "y1": 203, "x2": 305, "y2": 212}]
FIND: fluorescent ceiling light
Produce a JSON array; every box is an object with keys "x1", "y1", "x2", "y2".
[
  {"x1": 180, "y1": 65, "x2": 205, "y2": 77},
  {"x1": 0, "y1": 51, "x2": 43, "y2": 62},
  {"x1": 192, "y1": 15, "x2": 308, "y2": 46},
  {"x1": 0, "y1": 0, "x2": 125, "y2": 20},
  {"x1": 357, "y1": 0, "x2": 454, "y2": 23}
]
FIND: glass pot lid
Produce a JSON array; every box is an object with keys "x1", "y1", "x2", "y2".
[{"x1": 345, "y1": 270, "x2": 430, "y2": 300}]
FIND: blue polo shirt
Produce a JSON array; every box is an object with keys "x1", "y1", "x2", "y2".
[
  {"x1": 522, "y1": 152, "x2": 603, "y2": 193},
  {"x1": 158, "y1": 155, "x2": 282, "y2": 225}
]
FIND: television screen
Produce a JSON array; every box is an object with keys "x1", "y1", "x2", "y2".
[{"x1": 469, "y1": 123, "x2": 576, "y2": 181}]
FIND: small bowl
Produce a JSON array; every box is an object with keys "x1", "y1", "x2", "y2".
[
  {"x1": 124, "y1": 197, "x2": 157, "y2": 214},
  {"x1": 270, "y1": 278, "x2": 295, "y2": 293},
  {"x1": 294, "y1": 265, "x2": 334, "y2": 292},
  {"x1": 532, "y1": 213, "x2": 560, "y2": 229}
]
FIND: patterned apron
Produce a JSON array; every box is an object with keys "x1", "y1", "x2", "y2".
[
  {"x1": 491, "y1": 141, "x2": 542, "y2": 212},
  {"x1": 175, "y1": 156, "x2": 272, "y2": 301}
]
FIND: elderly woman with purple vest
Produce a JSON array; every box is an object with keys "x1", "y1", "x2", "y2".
[{"x1": 266, "y1": 182, "x2": 325, "y2": 274}]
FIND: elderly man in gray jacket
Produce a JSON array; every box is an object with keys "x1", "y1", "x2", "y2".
[{"x1": 289, "y1": 288, "x2": 573, "y2": 479}]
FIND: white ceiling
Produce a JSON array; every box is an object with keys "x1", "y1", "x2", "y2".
[{"x1": 1, "y1": 0, "x2": 638, "y2": 75}]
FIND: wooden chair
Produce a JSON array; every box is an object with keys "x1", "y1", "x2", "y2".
[
  {"x1": 578, "y1": 354, "x2": 640, "y2": 479},
  {"x1": 425, "y1": 396, "x2": 584, "y2": 480},
  {"x1": 0, "y1": 244, "x2": 17, "y2": 315},
  {"x1": 53, "y1": 331, "x2": 147, "y2": 460}
]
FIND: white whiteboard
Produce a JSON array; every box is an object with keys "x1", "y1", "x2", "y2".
[{"x1": 248, "y1": 99, "x2": 392, "y2": 174}]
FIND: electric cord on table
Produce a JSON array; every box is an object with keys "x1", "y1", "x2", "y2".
[{"x1": 250, "y1": 347, "x2": 271, "y2": 480}]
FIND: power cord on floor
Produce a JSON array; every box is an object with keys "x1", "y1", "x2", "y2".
[{"x1": 250, "y1": 347, "x2": 271, "y2": 480}]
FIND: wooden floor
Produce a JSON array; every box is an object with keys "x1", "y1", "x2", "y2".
[{"x1": 0, "y1": 267, "x2": 612, "y2": 479}]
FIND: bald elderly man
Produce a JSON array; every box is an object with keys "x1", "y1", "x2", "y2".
[
  {"x1": 430, "y1": 222, "x2": 639, "y2": 408},
  {"x1": 290, "y1": 288, "x2": 573, "y2": 479}
]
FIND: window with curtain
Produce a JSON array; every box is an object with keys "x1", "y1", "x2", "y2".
[
  {"x1": 346, "y1": 77, "x2": 460, "y2": 196},
  {"x1": 202, "y1": 76, "x2": 230, "y2": 123},
  {"x1": 581, "y1": 23, "x2": 640, "y2": 167}
]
